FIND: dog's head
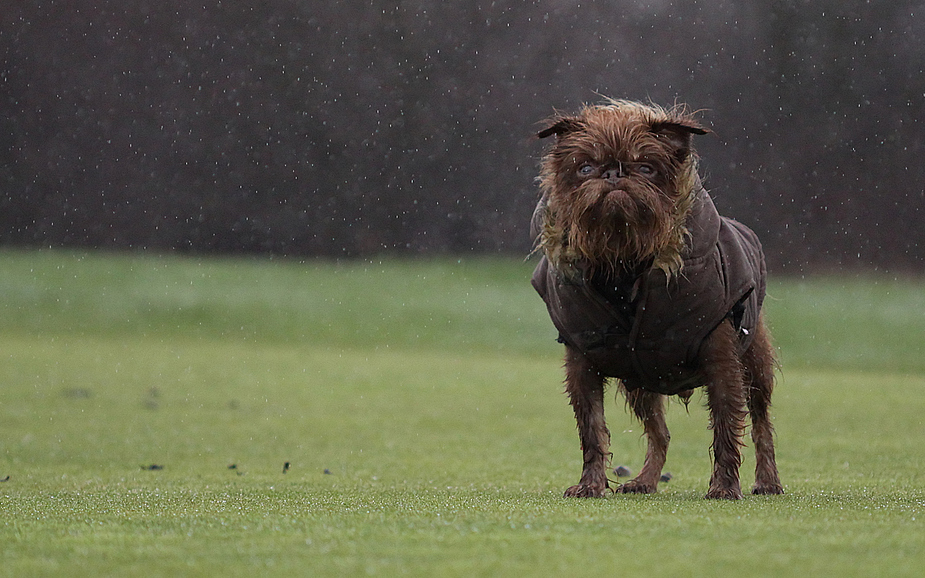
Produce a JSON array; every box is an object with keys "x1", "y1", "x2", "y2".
[{"x1": 534, "y1": 99, "x2": 708, "y2": 277}]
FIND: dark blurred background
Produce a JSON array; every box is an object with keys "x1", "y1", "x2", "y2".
[{"x1": 2, "y1": 0, "x2": 923, "y2": 273}]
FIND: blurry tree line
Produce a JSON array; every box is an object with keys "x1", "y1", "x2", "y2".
[{"x1": 1, "y1": 0, "x2": 923, "y2": 272}]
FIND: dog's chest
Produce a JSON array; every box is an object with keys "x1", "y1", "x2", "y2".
[{"x1": 588, "y1": 267, "x2": 643, "y2": 333}]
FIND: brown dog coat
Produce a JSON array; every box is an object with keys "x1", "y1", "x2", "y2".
[{"x1": 531, "y1": 184, "x2": 766, "y2": 395}]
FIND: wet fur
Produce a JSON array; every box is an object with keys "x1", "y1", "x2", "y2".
[
  {"x1": 535, "y1": 100, "x2": 704, "y2": 279},
  {"x1": 537, "y1": 100, "x2": 783, "y2": 500}
]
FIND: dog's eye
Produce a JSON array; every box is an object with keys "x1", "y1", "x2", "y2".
[
  {"x1": 577, "y1": 163, "x2": 596, "y2": 177},
  {"x1": 636, "y1": 164, "x2": 657, "y2": 177}
]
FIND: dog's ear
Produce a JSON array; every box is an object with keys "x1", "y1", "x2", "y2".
[
  {"x1": 650, "y1": 119, "x2": 709, "y2": 158},
  {"x1": 536, "y1": 117, "x2": 584, "y2": 140}
]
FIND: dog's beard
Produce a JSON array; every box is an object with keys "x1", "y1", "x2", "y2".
[{"x1": 546, "y1": 177, "x2": 677, "y2": 272}]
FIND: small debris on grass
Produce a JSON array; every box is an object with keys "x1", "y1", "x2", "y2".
[
  {"x1": 282, "y1": 462, "x2": 290, "y2": 474},
  {"x1": 142, "y1": 464, "x2": 164, "y2": 471},
  {"x1": 1, "y1": 475, "x2": 9, "y2": 482},
  {"x1": 228, "y1": 464, "x2": 238, "y2": 470},
  {"x1": 660, "y1": 472, "x2": 673, "y2": 483},
  {"x1": 142, "y1": 387, "x2": 160, "y2": 410},
  {"x1": 323, "y1": 468, "x2": 332, "y2": 475},
  {"x1": 614, "y1": 465, "x2": 632, "y2": 477}
]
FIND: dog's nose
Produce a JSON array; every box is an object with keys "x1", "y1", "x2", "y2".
[{"x1": 602, "y1": 164, "x2": 627, "y2": 183}]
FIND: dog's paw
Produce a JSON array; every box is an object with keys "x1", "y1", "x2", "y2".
[
  {"x1": 751, "y1": 482, "x2": 784, "y2": 495},
  {"x1": 615, "y1": 479, "x2": 657, "y2": 494},
  {"x1": 564, "y1": 484, "x2": 608, "y2": 498},
  {"x1": 705, "y1": 486, "x2": 744, "y2": 500}
]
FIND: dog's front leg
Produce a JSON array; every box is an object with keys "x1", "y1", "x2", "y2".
[
  {"x1": 563, "y1": 345, "x2": 611, "y2": 498},
  {"x1": 701, "y1": 320, "x2": 747, "y2": 500}
]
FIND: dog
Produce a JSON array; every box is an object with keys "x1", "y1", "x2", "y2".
[{"x1": 530, "y1": 99, "x2": 783, "y2": 499}]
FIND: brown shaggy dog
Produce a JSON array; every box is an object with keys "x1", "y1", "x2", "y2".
[{"x1": 530, "y1": 100, "x2": 783, "y2": 499}]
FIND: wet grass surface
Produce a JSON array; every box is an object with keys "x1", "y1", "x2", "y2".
[{"x1": 2, "y1": 250, "x2": 924, "y2": 576}]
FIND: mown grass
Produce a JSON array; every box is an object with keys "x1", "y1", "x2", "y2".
[{"x1": 1, "y1": 250, "x2": 925, "y2": 577}]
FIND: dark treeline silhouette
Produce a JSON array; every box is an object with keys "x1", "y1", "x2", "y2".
[{"x1": 2, "y1": 0, "x2": 923, "y2": 272}]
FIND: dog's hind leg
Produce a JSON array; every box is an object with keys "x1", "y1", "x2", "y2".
[
  {"x1": 701, "y1": 320, "x2": 748, "y2": 500},
  {"x1": 743, "y1": 314, "x2": 784, "y2": 495},
  {"x1": 563, "y1": 345, "x2": 611, "y2": 498},
  {"x1": 616, "y1": 387, "x2": 668, "y2": 494}
]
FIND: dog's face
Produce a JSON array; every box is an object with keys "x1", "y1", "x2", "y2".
[{"x1": 535, "y1": 100, "x2": 708, "y2": 274}]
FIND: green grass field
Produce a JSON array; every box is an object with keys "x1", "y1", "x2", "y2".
[{"x1": 2, "y1": 250, "x2": 925, "y2": 576}]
